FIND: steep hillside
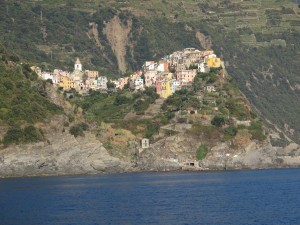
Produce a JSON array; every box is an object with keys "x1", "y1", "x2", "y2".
[
  {"x1": 0, "y1": 43, "x2": 63, "y2": 145},
  {"x1": 0, "y1": 0, "x2": 300, "y2": 144}
]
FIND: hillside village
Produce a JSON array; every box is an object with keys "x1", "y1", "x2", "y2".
[
  {"x1": 29, "y1": 47, "x2": 267, "y2": 163},
  {"x1": 0, "y1": 43, "x2": 274, "y2": 176},
  {"x1": 37, "y1": 48, "x2": 222, "y2": 99}
]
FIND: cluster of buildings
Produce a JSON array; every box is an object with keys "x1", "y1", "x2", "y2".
[
  {"x1": 39, "y1": 58, "x2": 108, "y2": 93},
  {"x1": 38, "y1": 48, "x2": 222, "y2": 98},
  {"x1": 143, "y1": 48, "x2": 221, "y2": 98}
]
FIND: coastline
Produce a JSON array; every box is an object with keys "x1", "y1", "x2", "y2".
[{"x1": 1, "y1": 163, "x2": 300, "y2": 179}]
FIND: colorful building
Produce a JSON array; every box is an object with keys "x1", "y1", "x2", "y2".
[
  {"x1": 145, "y1": 70, "x2": 157, "y2": 87},
  {"x1": 157, "y1": 63, "x2": 169, "y2": 72},
  {"x1": 205, "y1": 57, "x2": 221, "y2": 68},
  {"x1": 156, "y1": 79, "x2": 163, "y2": 96},
  {"x1": 118, "y1": 77, "x2": 129, "y2": 90},
  {"x1": 161, "y1": 80, "x2": 172, "y2": 99},
  {"x1": 176, "y1": 69, "x2": 197, "y2": 84},
  {"x1": 59, "y1": 76, "x2": 75, "y2": 90},
  {"x1": 97, "y1": 76, "x2": 108, "y2": 90},
  {"x1": 86, "y1": 70, "x2": 99, "y2": 79}
]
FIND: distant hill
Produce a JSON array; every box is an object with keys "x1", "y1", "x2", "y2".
[{"x1": 0, "y1": 0, "x2": 300, "y2": 143}]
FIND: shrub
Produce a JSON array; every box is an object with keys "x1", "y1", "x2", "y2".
[
  {"x1": 114, "y1": 94, "x2": 131, "y2": 105},
  {"x1": 196, "y1": 144, "x2": 209, "y2": 160},
  {"x1": 223, "y1": 126, "x2": 238, "y2": 140},
  {"x1": 24, "y1": 125, "x2": 44, "y2": 142},
  {"x1": 69, "y1": 122, "x2": 89, "y2": 137},
  {"x1": 3, "y1": 125, "x2": 44, "y2": 145},
  {"x1": 211, "y1": 116, "x2": 225, "y2": 127},
  {"x1": 69, "y1": 125, "x2": 83, "y2": 137},
  {"x1": 248, "y1": 122, "x2": 266, "y2": 141},
  {"x1": 3, "y1": 126, "x2": 24, "y2": 145}
]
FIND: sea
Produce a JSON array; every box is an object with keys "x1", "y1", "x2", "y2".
[{"x1": 0, "y1": 168, "x2": 300, "y2": 225}]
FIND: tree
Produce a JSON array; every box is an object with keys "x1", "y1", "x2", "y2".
[
  {"x1": 211, "y1": 116, "x2": 225, "y2": 127},
  {"x1": 107, "y1": 80, "x2": 115, "y2": 89},
  {"x1": 114, "y1": 94, "x2": 131, "y2": 105}
]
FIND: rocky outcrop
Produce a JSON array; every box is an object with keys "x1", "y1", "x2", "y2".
[
  {"x1": 0, "y1": 131, "x2": 134, "y2": 178},
  {"x1": 138, "y1": 132, "x2": 300, "y2": 172},
  {"x1": 200, "y1": 141, "x2": 300, "y2": 170}
]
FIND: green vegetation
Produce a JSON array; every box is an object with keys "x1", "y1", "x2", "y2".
[
  {"x1": 69, "y1": 122, "x2": 89, "y2": 137},
  {"x1": 111, "y1": 118, "x2": 161, "y2": 139},
  {"x1": 73, "y1": 87, "x2": 159, "y2": 123},
  {"x1": 248, "y1": 121, "x2": 266, "y2": 141},
  {"x1": 196, "y1": 144, "x2": 209, "y2": 160},
  {"x1": 0, "y1": 49, "x2": 62, "y2": 125},
  {"x1": 3, "y1": 125, "x2": 44, "y2": 145},
  {"x1": 223, "y1": 126, "x2": 238, "y2": 141},
  {"x1": 68, "y1": 87, "x2": 161, "y2": 138},
  {"x1": 0, "y1": 44, "x2": 63, "y2": 146},
  {"x1": 211, "y1": 116, "x2": 225, "y2": 127}
]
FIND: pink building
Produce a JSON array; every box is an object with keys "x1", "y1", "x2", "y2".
[
  {"x1": 176, "y1": 69, "x2": 197, "y2": 83},
  {"x1": 118, "y1": 77, "x2": 129, "y2": 90},
  {"x1": 156, "y1": 78, "x2": 163, "y2": 96}
]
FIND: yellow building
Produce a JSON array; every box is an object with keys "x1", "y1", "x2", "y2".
[
  {"x1": 86, "y1": 70, "x2": 99, "y2": 79},
  {"x1": 205, "y1": 57, "x2": 222, "y2": 68},
  {"x1": 59, "y1": 76, "x2": 75, "y2": 90},
  {"x1": 167, "y1": 73, "x2": 173, "y2": 80},
  {"x1": 161, "y1": 80, "x2": 172, "y2": 99}
]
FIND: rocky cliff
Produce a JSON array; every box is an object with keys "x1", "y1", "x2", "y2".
[
  {"x1": 0, "y1": 116, "x2": 134, "y2": 178},
  {"x1": 1, "y1": 117, "x2": 300, "y2": 178}
]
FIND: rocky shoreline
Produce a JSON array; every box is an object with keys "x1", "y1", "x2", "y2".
[
  {"x1": 1, "y1": 113, "x2": 300, "y2": 179},
  {"x1": 1, "y1": 129, "x2": 300, "y2": 179}
]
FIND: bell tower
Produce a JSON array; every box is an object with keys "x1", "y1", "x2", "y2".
[{"x1": 74, "y1": 57, "x2": 82, "y2": 71}]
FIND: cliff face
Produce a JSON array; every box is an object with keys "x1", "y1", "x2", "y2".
[
  {"x1": 1, "y1": 122, "x2": 300, "y2": 178},
  {"x1": 0, "y1": 116, "x2": 134, "y2": 178},
  {"x1": 138, "y1": 132, "x2": 300, "y2": 171}
]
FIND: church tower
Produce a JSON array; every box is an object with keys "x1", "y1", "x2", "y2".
[{"x1": 74, "y1": 57, "x2": 82, "y2": 71}]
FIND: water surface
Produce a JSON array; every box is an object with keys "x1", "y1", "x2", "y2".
[{"x1": 0, "y1": 169, "x2": 300, "y2": 225}]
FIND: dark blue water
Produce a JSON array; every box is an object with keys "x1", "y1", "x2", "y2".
[{"x1": 0, "y1": 169, "x2": 300, "y2": 225}]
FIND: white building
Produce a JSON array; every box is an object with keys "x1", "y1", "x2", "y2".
[
  {"x1": 97, "y1": 76, "x2": 108, "y2": 90},
  {"x1": 134, "y1": 76, "x2": 144, "y2": 90},
  {"x1": 144, "y1": 61, "x2": 156, "y2": 71},
  {"x1": 157, "y1": 63, "x2": 168, "y2": 72},
  {"x1": 74, "y1": 58, "x2": 82, "y2": 71},
  {"x1": 198, "y1": 62, "x2": 210, "y2": 73},
  {"x1": 141, "y1": 138, "x2": 150, "y2": 149},
  {"x1": 171, "y1": 79, "x2": 181, "y2": 94},
  {"x1": 42, "y1": 72, "x2": 57, "y2": 84}
]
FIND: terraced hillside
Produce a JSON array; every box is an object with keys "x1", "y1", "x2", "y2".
[{"x1": 0, "y1": 0, "x2": 300, "y2": 143}]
